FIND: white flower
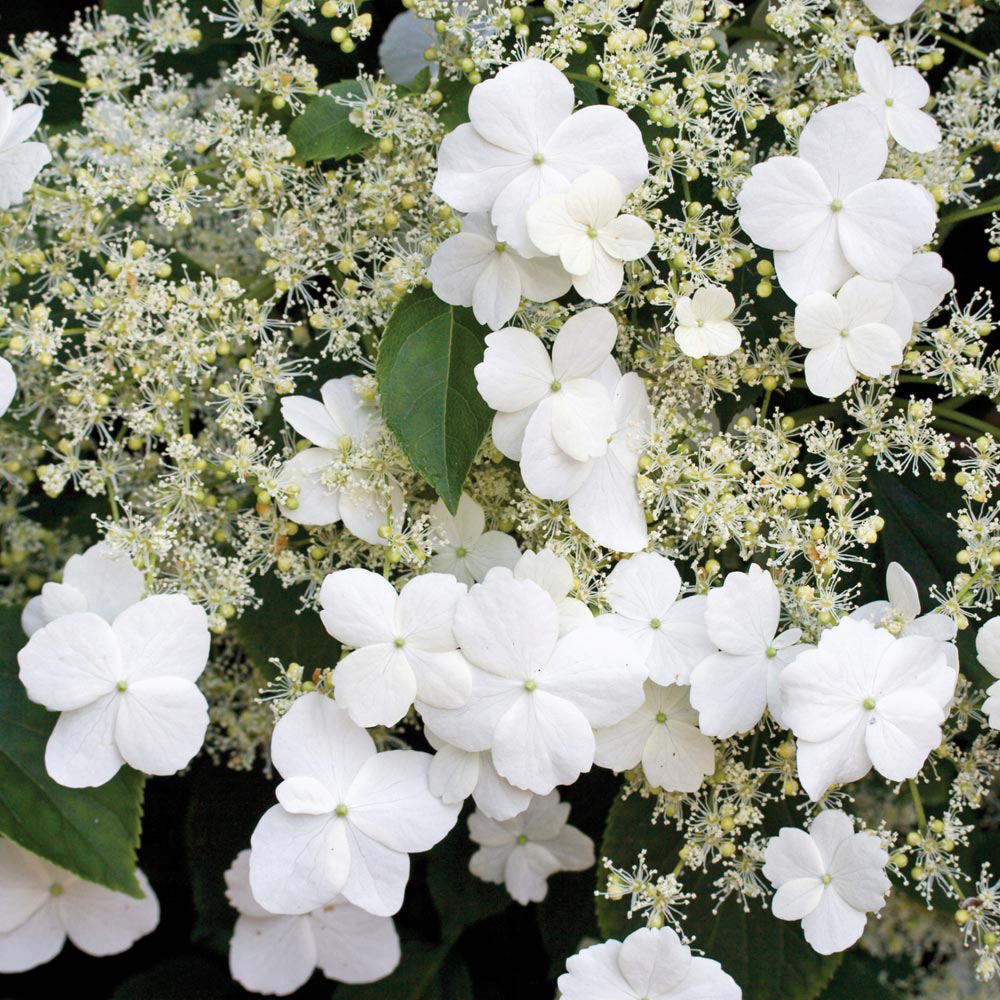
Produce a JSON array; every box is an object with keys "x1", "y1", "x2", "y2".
[
  {"x1": 474, "y1": 305, "x2": 618, "y2": 462},
  {"x1": 794, "y1": 275, "x2": 903, "y2": 398},
  {"x1": 862, "y1": 0, "x2": 923, "y2": 25},
  {"x1": 21, "y1": 542, "x2": 144, "y2": 638},
  {"x1": 17, "y1": 595, "x2": 211, "y2": 787},
  {"x1": 558, "y1": 926, "x2": 741, "y2": 1000},
  {"x1": 249, "y1": 693, "x2": 460, "y2": 917},
  {"x1": 526, "y1": 169, "x2": 654, "y2": 304},
  {"x1": 488, "y1": 547, "x2": 593, "y2": 635},
  {"x1": 595, "y1": 681, "x2": 715, "y2": 793},
  {"x1": 976, "y1": 618, "x2": 1000, "y2": 729},
  {"x1": 416, "y1": 575, "x2": 645, "y2": 794},
  {"x1": 737, "y1": 101, "x2": 936, "y2": 302},
  {"x1": 433, "y1": 60, "x2": 648, "y2": 255},
  {"x1": 0, "y1": 356, "x2": 15, "y2": 417},
  {"x1": 467, "y1": 792, "x2": 595, "y2": 905},
  {"x1": 763, "y1": 810, "x2": 890, "y2": 955},
  {"x1": 851, "y1": 562, "x2": 958, "y2": 656},
  {"x1": 689, "y1": 564, "x2": 805, "y2": 738},
  {"x1": 877, "y1": 252, "x2": 954, "y2": 344},
  {"x1": 0, "y1": 839, "x2": 159, "y2": 973},
  {"x1": 225, "y1": 850, "x2": 400, "y2": 995},
  {"x1": 0, "y1": 89, "x2": 51, "y2": 210},
  {"x1": 780, "y1": 618, "x2": 957, "y2": 800},
  {"x1": 672, "y1": 286, "x2": 742, "y2": 358},
  {"x1": 377, "y1": 11, "x2": 437, "y2": 84},
  {"x1": 277, "y1": 376, "x2": 404, "y2": 546},
  {"x1": 426, "y1": 727, "x2": 532, "y2": 821},
  {"x1": 850, "y1": 37, "x2": 941, "y2": 153},
  {"x1": 319, "y1": 568, "x2": 470, "y2": 728},
  {"x1": 597, "y1": 552, "x2": 714, "y2": 685},
  {"x1": 426, "y1": 493, "x2": 520, "y2": 586},
  {"x1": 427, "y1": 212, "x2": 572, "y2": 330}
]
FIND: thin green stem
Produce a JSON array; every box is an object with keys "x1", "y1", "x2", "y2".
[
  {"x1": 933, "y1": 31, "x2": 990, "y2": 62},
  {"x1": 933, "y1": 406, "x2": 1000, "y2": 438},
  {"x1": 182, "y1": 382, "x2": 192, "y2": 437},
  {"x1": 908, "y1": 779, "x2": 927, "y2": 832},
  {"x1": 50, "y1": 72, "x2": 85, "y2": 89},
  {"x1": 938, "y1": 196, "x2": 1000, "y2": 227},
  {"x1": 563, "y1": 72, "x2": 613, "y2": 96}
]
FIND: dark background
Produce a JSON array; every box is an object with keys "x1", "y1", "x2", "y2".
[{"x1": 1, "y1": 3, "x2": 997, "y2": 998}]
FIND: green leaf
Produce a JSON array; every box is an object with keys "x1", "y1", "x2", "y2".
[
  {"x1": 233, "y1": 569, "x2": 341, "y2": 680},
  {"x1": 435, "y1": 77, "x2": 473, "y2": 131},
  {"x1": 816, "y1": 954, "x2": 903, "y2": 999},
  {"x1": 377, "y1": 287, "x2": 492, "y2": 514},
  {"x1": 0, "y1": 605, "x2": 146, "y2": 897},
  {"x1": 112, "y1": 955, "x2": 244, "y2": 999},
  {"x1": 337, "y1": 941, "x2": 474, "y2": 1000},
  {"x1": 596, "y1": 790, "x2": 841, "y2": 1000},
  {"x1": 287, "y1": 83, "x2": 372, "y2": 163}
]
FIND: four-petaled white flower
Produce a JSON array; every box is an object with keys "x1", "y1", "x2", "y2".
[
  {"x1": 0, "y1": 839, "x2": 159, "y2": 973},
  {"x1": 0, "y1": 89, "x2": 51, "y2": 210},
  {"x1": 976, "y1": 617, "x2": 1000, "y2": 730},
  {"x1": 468, "y1": 791, "x2": 595, "y2": 905},
  {"x1": 487, "y1": 548, "x2": 593, "y2": 636},
  {"x1": 689, "y1": 564, "x2": 805, "y2": 738},
  {"x1": 249, "y1": 693, "x2": 460, "y2": 917},
  {"x1": 780, "y1": 618, "x2": 957, "y2": 800},
  {"x1": 433, "y1": 59, "x2": 648, "y2": 255},
  {"x1": 794, "y1": 275, "x2": 903, "y2": 398},
  {"x1": 319, "y1": 568, "x2": 470, "y2": 728},
  {"x1": 225, "y1": 850, "x2": 400, "y2": 996},
  {"x1": 597, "y1": 552, "x2": 713, "y2": 686},
  {"x1": 377, "y1": 11, "x2": 437, "y2": 84},
  {"x1": 426, "y1": 726, "x2": 532, "y2": 821},
  {"x1": 18, "y1": 594, "x2": 211, "y2": 787},
  {"x1": 22, "y1": 541, "x2": 144, "y2": 637},
  {"x1": 763, "y1": 809, "x2": 890, "y2": 955},
  {"x1": 474, "y1": 305, "x2": 618, "y2": 463},
  {"x1": 0, "y1": 357, "x2": 15, "y2": 418},
  {"x1": 673, "y1": 286, "x2": 742, "y2": 359},
  {"x1": 737, "y1": 101, "x2": 936, "y2": 302},
  {"x1": 877, "y1": 252, "x2": 954, "y2": 344},
  {"x1": 526, "y1": 169, "x2": 654, "y2": 304},
  {"x1": 850, "y1": 37, "x2": 941, "y2": 153},
  {"x1": 426, "y1": 493, "x2": 520, "y2": 586},
  {"x1": 428, "y1": 212, "x2": 572, "y2": 330},
  {"x1": 417, "y1": 575, "x2": 645, "y2": 794},
  {"x1": 595, "y1": 681, "x2": 715, "y2": 793},
  {"x1": 558, "y1": 925, "x2": 741, "y2": 1000},
  {"x1": 278, "y1": 376, "x2": 403, "y2": 545}
]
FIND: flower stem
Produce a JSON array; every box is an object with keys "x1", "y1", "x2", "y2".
[
  {"x1": 908, "y1": 779, "x2": 927, "y2": 832},
  {"x1": 938, "y1": 196, "x2": 1000, "y2": 227},
  {"x1": 933, "y1": 31, "x2": 991, "y2": 62}
]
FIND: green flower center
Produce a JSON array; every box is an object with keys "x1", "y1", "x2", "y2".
[
  {"x1": 655, "y1": 712, "x2": 668, "y2": 724},
  {"x1": 863, "y1": 697, "x2": 877, "y2": 710},
  {"x1": 587, "y1": 226, "x2": 599, "y2": 239},
  {"x1": 524, "y1": 679, "x2": 537, "y2": 692},
  {"x1": 649, "y1": 618, "x2": 661, "y2": 629},
  {"x1": 516, "y1": 834, "x2": 529, "y2": 845},
  {"x1": 830, "y1": 199, "x2": 843, "y2": 212},
  {"x1": 455, "y1": 547, "x2": 468, "y2": 558},
  {"x1": 821, "y1": 873, "x2": 833, "y2": 885},
  {"x1": 49, "y1": 882, "x2": 64, "y2": 896},
  {"x1": 550, "y1": 380, "x2": 562, "y2": 392},
  {"x1": 335, "y1": 803, "x2": 349, "y2": 817},
  {"x1": 394, "y1": 638, "x2": 405, "y2": 649},
  {"x1": 495, "y1": 242, "x2": 507, "y2": 253},
  {"x1": 116, "y1": 680, "x2": 128, "y2": 692},
  {"x1": 765, "y1": 646, "x2": 778, "y2": 659},
  {"x1": 532, "y1": 152, "x2": 545, "y2": 165}
]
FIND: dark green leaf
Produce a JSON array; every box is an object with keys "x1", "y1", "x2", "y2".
[
  {"x1": 400, "y1": 67, "x2": 432, "y2": 95},
  {"x1": 112, "y1": 954, "x2": 245, "y2": 999},
  {"x1": 816, "y1": 953, "x2": 903, "y2": 999},
  {"x1": 435, "y1": 77, "x2": 473, "y2": 131},
  {"x1": 596, "y1": 789, "x2": 841, "y2": 1000},
  {"x1": 377, "y1": 287, "x2": 492, "y2": 514},
  {"x1": 234, "y1": 569, "x2": 341, "y2": 680},
  {"x1": 288, "y1": 83, "x2": 372, "y2": 163},
  {"x1": 0, "y1": 605, "x2": 146, "y2": 898},
  {"x1": 427, "y1": 814, "x2": 511, "y2": 942},
  {"x1": 337, "y1": 941, "x2": 473, "y2": 1000}
]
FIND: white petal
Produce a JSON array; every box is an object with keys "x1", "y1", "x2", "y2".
[
  {"x1": 874, "y1": 633, "x2": 955, "y2": 707},
  {"x1": 60, "y1": 869, "x2": 159, "y2": 956},
  {"x1": 280, "y1": 394, "x2": 341, "y2": 449},
  {"x1": 277, "y1": 447, "x2": 341, "y2": 526},
  {"x1": 319, "y1": 568, "x2": 397, "y2": 647},
  {"x1": 839, "y1": 179, "x2": 937, "y2": 280},
  {"x1": 346, "y1": 749, "x2": 460, "y2": 853},
  {"x1": 63, "y1": 543, "x2": 144, "y2": 624},
  {"x1": 433, "y1": 123, "x2": 530, "y2": 214},
  {"x1": 468, "y1": 59, "x2": 573, "y2": 155},
  {"x1": 0, "y1": 143, "x2": 50, "y2": 210},
  {"x1": 642, "y1": 719, "x2": 715, "y2": 793},
  {"x1": 0, "y1": 901, "x2": 64, "y2": 973},
  {"x1": 276, "y1": 775, "x2": 338, "y2": 816},
  {"x1": 705, "y1": 564, "x2": 778, "y2": 655},
  {"x1": 795, "y1": 716, "x2": 873, "y2": 801},
  {"x1": 491, "y1": 406, "x2": 534, "y2": 462},
  {"x1": 340, "y1": 826, "x2": 410, "y2": 917},
  {"x1": 339, "y1": 475, "x2": 405, "y2": 547},
  {"x1": 605, "y1": 551, "x2": 680, "y2": 620},
  {"x1": 526, "y1": 192, "x2": 584, "y2": 258},
  {"x1": 410, "y1": 648, "x2": 473, "y2": 710},
  {"x1": 18, "y1": 612, "x2": 121, "y2": 711},
  {"x1": 800, "y1": 886, "x2": 867, "y2": 954},
  {"x1": 514, "y1": 251, "x2": 573, "y2": 304},
  {"x1": 112, "y1": 594, "x2": 210, "y2": 684},
  {"x1": 763, "y1": 826, "x2": 824, "y2": 886},
  {"x1": 396, "y1": 572, "x2": 466, "y2": 650},
  {"x1": 378, "y1": 11, "x2": 436, "y2": 85},
  {"x1": 772, "y1": 878, "x2": 825, "y2": 922},
  {"x1": 3, "y1": 104, "x2": 43, "y2": 147},
  {"x1": 804, "y1": 340, "x2": 858, "y2": 399},
  {"x1": 472, "y1": 252, "x2": 523, "y2": 331},
  {"x1": 0, "y1": 357, "x2": 14, "y2": 417},
  {"x1": 887, "y1": 104, "x2": 940, "y2": 154},
  {"x1": 320, "y1": 376, "x2": 380, "y2": 446},
  {"x1": 830, "y1": 833, "x2": 890, "y2": 912},
  {"x1": 551, "y1": 306, "x2": 618, "y2": 382},
  {"x1": 503, "y1": 842, "x2": 560, "y2": 903},
  {"x1": 598, "y1": 214, "x2": 654, "y2": 261},
  {"x1": 865, "y1": 690, "x2": 943, "y2": 782},
  {"x1": 571, "y1": 247, "x2": 625, "y2": 304},
  {"x1": 773, "y1": 215, "x2": 854, "y2": 302},
  {"x1": 114, "y1": 677, "x2": 208, "y2": 776},
  {"x1": 427, "y1": 739, "x2": 480, "y2": 805},
  {"x1": 737, "y1": 156, "x2": 831, "y2": 251},
  {"x1": 229, "y1": 913, "x2": 316, "y2": 996},
  {"x1": 568, "y1": 446, "x2": 647, "y2": 552},
  {"x1": 333, "y1": 646, "x2": 416, "y2": 729},
  {"x1": 688, "y1": 652, "x2": 768, "y2": 738},
  {"x1": 427, "y1": 231, "x2": 495, "y2": 309},
  {"x1": 564, "y1": 169, "x2": 624, "y2": 227},
  {"x1": 794, "y1": 291, "x2": 843, "y2": 349},
  {"x1": 493, "y1": 163, "x2": 568, "y2": 256},
  {"x1": 0, "y1": 841, "x2": 51, "y2": 933},
  {"x1": 415, "y1": 668, "x2": 521, "y2": 753},
  {"x1": 845, "y1": 323, "x2": 902, "y2": 378},
  {"x1": 462, "y1": 531, "x2": 521, "y2": 583},
  {"x1": 550, "y1": 379, "x2": 615, "y2": 462},
  {"x1": 594, "y1": 705, "x2": 655, "y2": 773},
  {"x1": 798, "y1": 102, "x2": 886, "y2": 197},
  {"x1": 976, "y1": 618, "x2": 1000, "y2": 678},
  {"x1": 894, "y1": 252, "x2": 953, "y2": 325},
  {"x1": 520, "y1": 398, "x2": 594, "y2": 500},
  {"x1": 475, "y1": 327, "x2": 553, "y2": 412},
  {"x1": 249, "y1": 808, "x2": 350, "y2": 915},
  {"x1": 45, "y1": 693, "x2": 125, "y2": 788},
  {"x1": 651, "y1": 596, "x2": 714, "y2": 686},
  {"x1": 853, "y1": 37, "x2": 894, "y2": 99},
  {"x1": 544, "y1": 104, "x2": 649, "y2": 195},
  {"x1": 617, "y1": 926, "x2": 691, "y2": 997},
  {"x1": 311, "y1": 903, "x2": 401, "y2": 984},
  {"x1": 491, "y1": 691, "x2": 596, "y2": 793},
  {"x1": 472, "y1": 754, "x2": 533, "y2": 820},
  {"x1": 836, "y1": 274, "x2": 894, "y2": 327},
  {"x1": 559, "y1": 940, "x2": 631, "y2": 1000}
]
